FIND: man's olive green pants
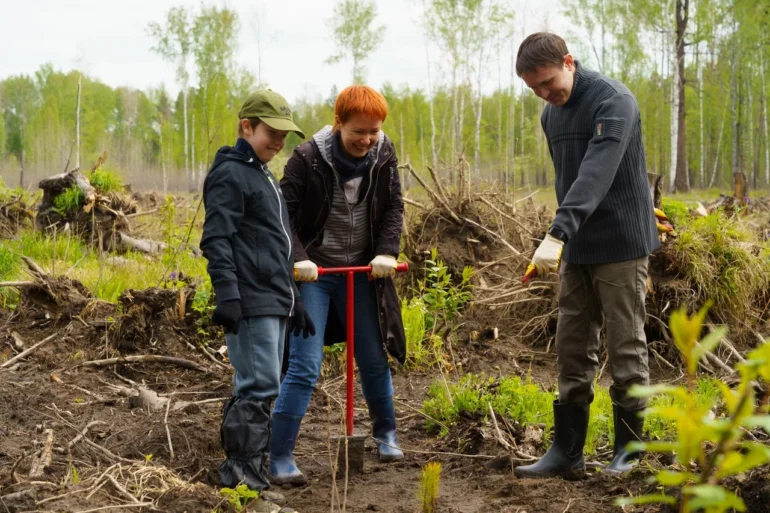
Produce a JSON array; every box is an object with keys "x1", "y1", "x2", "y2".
[{"x1": 555, "y1": 256, "x2": 650, "y2": 410}]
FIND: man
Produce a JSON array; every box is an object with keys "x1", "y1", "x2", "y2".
[{"x1": 513, "y1": 32, "x2": 660, "y2": 479}]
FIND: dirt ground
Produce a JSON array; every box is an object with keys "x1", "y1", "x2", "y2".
[{"x1": 4, "y1": 291, "x2": 764, "y2": 513}]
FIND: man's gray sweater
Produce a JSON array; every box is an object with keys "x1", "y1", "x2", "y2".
[{"x1": 542, "y1": 61, "x2": 659, "y2": 265}]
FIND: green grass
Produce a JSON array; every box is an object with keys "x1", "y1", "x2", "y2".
[
  {"x1": 53, "y1": 186, "x2": 84, "y2": 215},
  {"x1": 670, "y1": 213, "x2": 770, "y2": 318},
  {"x1": 89, "y1": 167, "x2": 124, "y2": 194},
  {"x1": 0, "y1": 230, "x2": 210, "y2": 303},
  {"x1": 422, "y1": 372, "x2": 723, "y2": 457}
]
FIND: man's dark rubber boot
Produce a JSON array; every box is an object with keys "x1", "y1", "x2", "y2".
[
  {"x1": 367, "y1": 396, "x2": 404, "y2": 462},
  {"x1": 219, "y1": 397, "x2": 272, "y2": 491},
  {"x1": 605, "y1": 404, "x2": 645, "y2": 473},
  {"x1": 269, "y1": 413, "x2": 308, "y2": 486},
  {"x1": 514, "y1": 400, "x2": 589, "y2": 480}
]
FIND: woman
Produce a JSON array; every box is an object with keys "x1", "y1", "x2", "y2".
[{"x1": 270, "y1": 85, "x2": 406, "y2": 485}]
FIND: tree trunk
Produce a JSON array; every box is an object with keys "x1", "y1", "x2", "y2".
[
  {"x1": 75, "y1": 75, "x2": 82, "y2": 171},
  {"x1": 749, "y1": 65, "x2": 756, "y2": 188},
  {"x1": 669, "y1": 31, "x2": 678, "y2": 191},
  {"x1": 673, "y1": 0, "x2": 689, "y2": 192},
  {"x1": 698, "y1": 54, "x2": 705, "y2": 188},
  {"x1": 183, "y1": 85, "x2": 189, "y2": 186},
  {"x1": 761, "y1": 47, "x2": 769, "y2": 186},
  {"x1": 508, "y1": 30, "x2": 516, "y2": 200},
  {"x1": 731, "y1": 53, "x2": 740, "y2": 179},
  {"x1": 191, "y1": 111, "x2": 196, "y2": 192}
]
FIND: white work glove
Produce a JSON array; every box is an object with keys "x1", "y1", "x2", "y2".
[
  {"x1": 369, "y1": 255, "x2": 397, "y2": 279},
  {"x1": 530, "y1": 234, "x2": 565, "y2": 276},
  {"x1": 294, "y1": 260, "x2": 318, "y2": 282}
]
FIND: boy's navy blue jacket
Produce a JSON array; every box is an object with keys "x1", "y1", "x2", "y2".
[{"x1": 200, "y1": 139, "x2": 298, "y2": 318}]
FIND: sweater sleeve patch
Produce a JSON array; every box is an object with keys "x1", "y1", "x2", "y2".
[{"x1": 594, "y1": 117, "x2": 625, "y2": 143}]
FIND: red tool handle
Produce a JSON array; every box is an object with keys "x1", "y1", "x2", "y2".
[
  {"x1": 317, "y1": 262, "x2": 409, "y2": 275},
  {"x1": 522, "y1": 264, "x2": 537, "y2": 284},
  {"x1": 312, "y1": 262, "x2": 408, "y2": 435}
]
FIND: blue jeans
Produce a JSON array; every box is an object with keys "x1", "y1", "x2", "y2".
[
  {"x1": 273, "y1": 273, "x2": 393, "y2": 418},
  {"x1": 226, "y1": 316, "x2": 287, "y2": 400}
]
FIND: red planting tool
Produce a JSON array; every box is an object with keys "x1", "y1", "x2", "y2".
[
  {"x1": 522, "y1": 263, "x2": 537, "y2": 285},
  {"x1": 316, "y1": 262, "x2": 409, "y2": 436}
]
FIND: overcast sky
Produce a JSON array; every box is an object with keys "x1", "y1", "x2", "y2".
[{"x1": 0, "y1": 0, "x2": 571, "y2": 104}]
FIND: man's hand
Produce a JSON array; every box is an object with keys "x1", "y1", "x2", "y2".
[
  {"x1": 294, "y1": 260, "x2": 318, "y2": 282},
  {"x1": 290, "y1": 296, "x2": 316, "y2": 339},
  {"x1": 530, "y1": 234, "x2": 565, "y2": 276},
  {"x1": 654, "y1": 208, "x2": 674, "y2": 234},
  {"x1": 369, "y1": 255, "x2": 397, "y2": 279},
  {"x1": 212, "y1": 299, "x2": 242, "y2": 334}
]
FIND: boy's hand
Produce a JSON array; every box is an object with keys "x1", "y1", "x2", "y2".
[
  {"x1": 294, "y1": 260, "x2": 318, "y2": 282},
  {"x1": 290, "y1": 297, "x2": 316, "y2": 339},
  {"x1": 369, "y1": 255, "x2": 397, "y2": 278},
  {"x1": 212, "y1": 299, "x2": 242, "y2": 334}
]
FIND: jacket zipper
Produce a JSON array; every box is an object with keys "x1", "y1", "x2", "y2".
[{"x1": 262, "y1": 164, "x2": 295, "y2": 316}]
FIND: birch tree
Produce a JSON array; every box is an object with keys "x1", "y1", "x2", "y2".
[{"x1": 326, "y1": 0, "x2": 385, "y2": 84}]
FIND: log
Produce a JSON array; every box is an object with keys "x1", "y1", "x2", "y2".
[
  {"x1": 28, "y1": 429, "x2": 54, "y2": 478},
  {"x1": 117, "y1": 232, "x2": 169, "y2": 254}
]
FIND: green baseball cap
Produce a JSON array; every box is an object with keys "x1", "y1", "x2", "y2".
[{"x1": 238, "y1": 89, "x2": 305, "y2": 139}]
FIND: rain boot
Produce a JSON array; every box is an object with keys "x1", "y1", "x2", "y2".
[
  {"x1": 269, "y1": 413, "x2": 308, "y2": 486},
  {"x1": 367, "y1": 396, "x2": 404, "y2": 462},
  {"x1": 219, "y1": 396, "x2": 272, "y2": 491},
  {"x1": 514, "y1": 400, "x2": 589, "y2": 480},
  {"x1": 605, "y1": 404, "x2": 644, "y2": 473}
]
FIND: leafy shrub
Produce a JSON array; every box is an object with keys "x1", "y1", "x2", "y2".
[{"x1": 89, "y1": 167, "x2": 124, "y2": 194}]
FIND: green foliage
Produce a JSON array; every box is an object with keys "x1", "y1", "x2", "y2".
[
  {"x1": 160, "y1": 194, "x2": 178, "y2": 244},
  {"x1": 661, "y1": 198, "x2": 692, "y2": 226},
  {"x1": 615, "y1": 303, "x2": 770, "y2": 513},
  {"x1": 418, "y1": 461, "x2": 442, "y2": 513},
  {"x1": 326, "y1": 0, "x2": 384, "y2": 83},
  {"x1": 419, "y1": 248, "x2": 474, "y2": 334},
  {"x1": 219, "y1": 484, "x2": 258, "y2": 511},
  {"x1": 53, "y1": 186, "x2": 84, "y2": 215},
  {"x1": 0, "y1": 245, "x2": 20, "y2": 280},
  {"x1": 88, "y1": 167, "x2": 124, "y2": 194},
  {"x1": 671, "y1": 213, "x2": 770, "y2": 320},
  {"x1": 422, "y1": 373, "x2": 557, "y2": 439}
]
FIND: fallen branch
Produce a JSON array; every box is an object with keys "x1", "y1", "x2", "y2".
[
  {"x1": 1, "y1": 331, "x2": 62, "y2": 369},
  {"x1": 0, "y1": 281, "x2": 37, "y2": 288},
  {"x1": 22, "y1": 256, "x2": 47, "y2": 277},
  {"x1": 77, "y1": 355, "x2": 208, "y2": 373},
  {"x1": 55, "y1": 421, "x2": 107, "y2": 454},
  {"x1": 28, "y1": 430, "x2": 54, "y2": 478},
  {"x1": 403, "y1": 197, "x2": 427, "y2": 209},
  {"x1": 477, "y1": 196, "x2": 533, "y2": 235},
  {"x1": 403, "y1": 164, "x2": 462, "y2": 224},
  {"x1": 51, "y1": 373, "x2": 106, "y2": 401},
  {"x1": 164, "y1": 396, "x2": 175, "y2": 461},
  {"x1": 461, "y1": 216, "x2": 523, "y2": 256},
  {"x1": 74, "y1": 503, "x2": 155, "y2": 513}
]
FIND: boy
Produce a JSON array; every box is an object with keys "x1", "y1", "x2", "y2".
[{"x1": 200, "y1": 90, "x2": 315, "y2": 500}]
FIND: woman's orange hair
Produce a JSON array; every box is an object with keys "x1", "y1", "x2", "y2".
[{"x1": 333, "y1": 85, "x2": 388, "y2": 131}]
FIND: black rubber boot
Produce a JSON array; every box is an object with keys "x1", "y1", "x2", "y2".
[
  {"x1": 219, "y1": 396, "x2": 272, "y2": 491},
  {"x1": 514, "y1": 401, "x2": 589, "y2": 480},
  {"x1": 605, "y1": 404, "x2": 644, "y2": 473}
]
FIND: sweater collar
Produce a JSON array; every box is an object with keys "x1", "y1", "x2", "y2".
[{"x1": 563, "y1": 60, "x2": 590, "y2": 108}]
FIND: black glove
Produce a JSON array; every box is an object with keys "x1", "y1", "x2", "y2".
[
  {"x1": 212, "y1": 299, "x2": 242, "y2": 334},
  {"x1": 289, "y1": 297, "x2": 316, "y2": 339}
]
